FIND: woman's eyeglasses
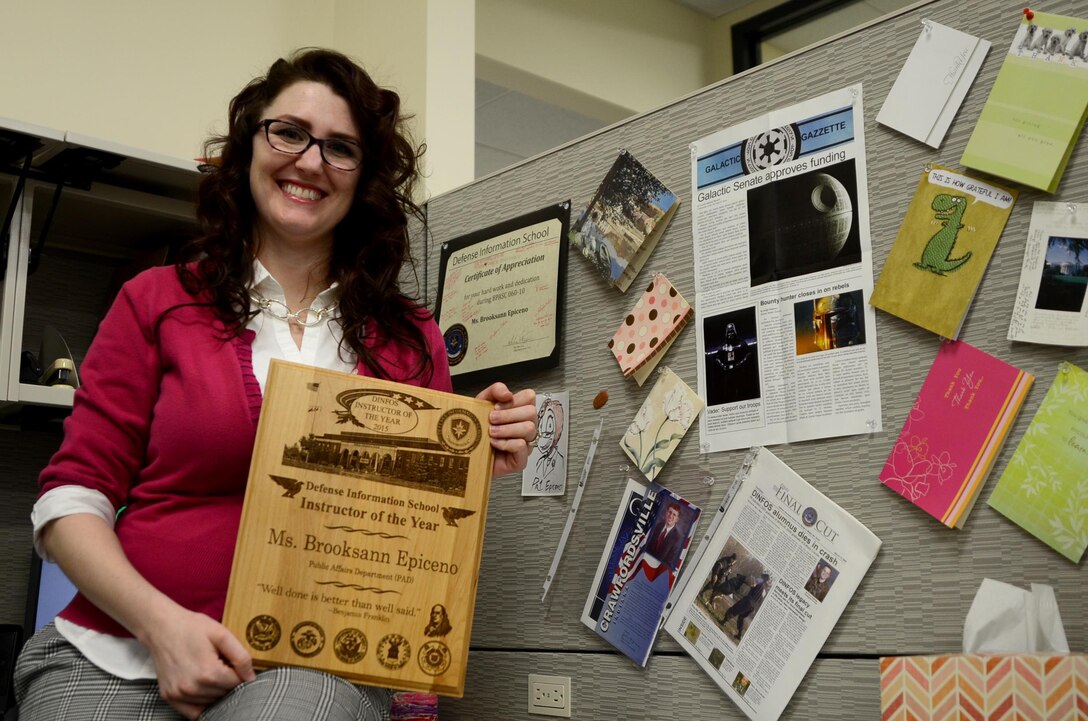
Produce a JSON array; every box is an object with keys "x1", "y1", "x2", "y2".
[{"x1": 259, "y1": 119, "x2": 363, "y2": 171}]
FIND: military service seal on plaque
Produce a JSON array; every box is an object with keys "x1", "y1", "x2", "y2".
[
  {"x1": 245, "y1": 615, "x2": 282, "y2": 651},
  {"x1": 333, "y1": 628, "x2": 368, "y2": 664},
  {"x1": 377, "y1": 634, "x2": 411, "y2": 670},
  {"x1": 418, "y1": 641, "x2": 451, "y2": 676},
  {"x1": 437, "y1": 408, "x2": 482, "y2": 454},
  {"x1": 290, "y1": 621, "x2": 326, "y2": 658}
]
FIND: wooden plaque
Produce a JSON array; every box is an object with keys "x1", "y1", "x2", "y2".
[{"x1": 223, "y1": 360, "x2": 494, "y2": 697}]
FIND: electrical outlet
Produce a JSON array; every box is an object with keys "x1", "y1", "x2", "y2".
[{"x1": 528, "y1": 674, "x2": 571, "y2": 717}]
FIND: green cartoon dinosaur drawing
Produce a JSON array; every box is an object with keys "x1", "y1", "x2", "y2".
[{"x1": 914, "y1": 193, "x2": 971, "y2": 275}]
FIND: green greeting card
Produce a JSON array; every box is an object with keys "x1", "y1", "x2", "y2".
[
  {"x1": 988, "y1": 362, "x2": 1088, "y2": 562},
  {"x1": 961, "y1": 11, "x2": 1088, "y2": 193},
  {"x1": 870, "y1": 165, "x2": 1017, "y2": 339}
]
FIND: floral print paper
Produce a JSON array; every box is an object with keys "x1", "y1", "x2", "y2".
[
  {"x1": 621, "y1": 368, "x2": 704, "y2": 481},
  {"x1": 879, "y1": 340, "x2": 1032, "y2": 528},
  {"x1": 988, "y1": 361, "x2": 1088, "y2": 562}
]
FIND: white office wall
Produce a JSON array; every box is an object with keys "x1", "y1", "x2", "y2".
[
  {"x1": 333, "y1": 0, "x2": 475, "y2": 197},
  {"x1": 475, "y1": 0, "x2": 712, "y2": 119},
  {"x1": 334, "y1": 0, "x2": 428, "y2": 116},
  {"x1": 0, "y1": 1, "x2": 334, "y2": 161},
  {"x1": 423, "y1": 0, "x2": 475, "y2": 196},
  {"x1": 0, "y1": 0, "x2": 474, "y2": 195},
  {"x1": 0, "y1": 1, "x2": 743, "y2": 197},
  {"x1": 0, "y1": 1, "x2": 737, "y2": 197}
]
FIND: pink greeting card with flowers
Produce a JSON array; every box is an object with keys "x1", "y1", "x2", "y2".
[{"x1": 880, "y1": 340, "x2": 1033, "y2": 528}]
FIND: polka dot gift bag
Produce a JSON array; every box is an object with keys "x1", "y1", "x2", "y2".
[{"x1": 608, "y1": 273, "x2": 693, "y2": 386}]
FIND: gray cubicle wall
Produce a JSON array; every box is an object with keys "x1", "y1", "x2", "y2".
[{"x1": 422, "y1": 0, "x2": 1087, "y2": 718}]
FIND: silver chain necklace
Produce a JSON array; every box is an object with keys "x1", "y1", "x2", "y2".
[{"x1": 250, "y1": 290, "x2": 338, "y2": 328}]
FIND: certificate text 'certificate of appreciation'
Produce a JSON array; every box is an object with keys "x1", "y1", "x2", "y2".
[
  {"x1": 436, "y1": 204, "x2": 568, "y2": 384},
  {"x1": 223, "y1": 360, "x2": 494, "y2": 697}
]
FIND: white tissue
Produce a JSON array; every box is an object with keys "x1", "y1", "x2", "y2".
[{"x1": 963, "y1": 578, "x2": 1069, "y2": 654}]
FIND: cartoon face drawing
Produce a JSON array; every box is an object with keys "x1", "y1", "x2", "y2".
[
  {"x1": 535, "y1": 398, "x2": 564, "y2": 457},
  {"x1": 539, "y1": 407, "x2": 556, "y2": 454}
]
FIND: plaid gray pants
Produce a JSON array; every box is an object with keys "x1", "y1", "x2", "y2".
[{"x1": 15, "y1": 624, "x2": 392, "y2": 721}]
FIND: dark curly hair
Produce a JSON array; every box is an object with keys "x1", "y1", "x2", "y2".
[{"x1": 177, "y1": 48, "x2": 433, "y2": 382}]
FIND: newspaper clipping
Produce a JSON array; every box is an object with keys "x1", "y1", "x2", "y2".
[
  {"x1": 691, "y1": 85, "x2": 883, "y2": 452},
  {"x1": 664, "y1": 448, "x2": 880, "y2": 721}
]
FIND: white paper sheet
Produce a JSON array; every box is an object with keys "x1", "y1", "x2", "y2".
[{"x1": 963, "y1": 578, "x2": 1069, "y2": 653}]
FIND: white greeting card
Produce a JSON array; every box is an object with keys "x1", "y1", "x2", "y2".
[
  {"x1": 1007, "y1": 201, "x2": 1088, "y2": 346},
  {"x1": 877, "y1": 20, "x2": 990, "y2": 148}
]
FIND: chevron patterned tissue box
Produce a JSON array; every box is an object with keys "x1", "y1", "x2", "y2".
[{"x1": 879, "y1": 654, "x2": 1088, "y2": 720}]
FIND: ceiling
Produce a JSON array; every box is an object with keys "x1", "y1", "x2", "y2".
[
  {"x1": 763, "y1": 0, "x2": 916, "y2": 54},
  {"x1": 475, "y1": 79, "x2": 607, "y2": 179},
  {"x1": 676, "y1": 0, "x2": 919, "y2": 54},
  {"x1": 475, "y1": 0, "x2": 918, "y2": 179},
  {"x1": 670, "y1": 0, "x2": 761, "y2": 18}
]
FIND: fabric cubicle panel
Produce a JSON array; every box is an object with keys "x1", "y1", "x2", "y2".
[{"x1": 419, "y1": 0, "x2": 1087, "y2": 717}]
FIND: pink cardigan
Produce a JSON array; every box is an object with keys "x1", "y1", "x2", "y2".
[{"x1": 39, "y1": 266, "x2": 452, "y2": 637}]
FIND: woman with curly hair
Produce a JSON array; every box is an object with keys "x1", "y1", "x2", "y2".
[{"x1": 15, "y1": 49, "x2": 536, "y2": 721}]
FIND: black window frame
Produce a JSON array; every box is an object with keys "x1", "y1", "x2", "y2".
[{"x1": 731, "y1": 0, "x2": 857, "y2": 73}]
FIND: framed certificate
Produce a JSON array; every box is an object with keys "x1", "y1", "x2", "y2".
[
  {"x1": 435, "y1": 203, "x2": 569, "y2": 386},
  {"x1": 223, "y1": 360, "x2": 494, "y2": 697}
]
